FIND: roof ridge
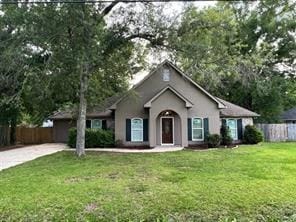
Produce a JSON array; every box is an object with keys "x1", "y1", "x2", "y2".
[{"x1": 109, "y1": 60, "x2": 226, "y2": 109}]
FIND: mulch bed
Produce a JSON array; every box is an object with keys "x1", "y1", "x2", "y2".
[
  {"x1": 68, "y1": 145, "x2": 152, "y2": 150},
  {"x1": 115, "y1": 146, "x2": 151, "y2": 149},
  {"x1": 186, "y1": 144, "x2": 238, "y2": 150}
]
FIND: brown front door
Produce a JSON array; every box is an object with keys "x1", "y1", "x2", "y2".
[{"x1": 162, "y1": 117, "x2": 173, "y2": 144}]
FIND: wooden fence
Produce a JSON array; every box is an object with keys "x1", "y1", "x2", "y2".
[
  {"x1": 256, "y1": 123, "x2": 296, "y2": 142},
  {"x1": 16, "y1": 127, "x2": 53, "y2": 144},
  {"x1": 287, "y1": 124, "x2": 296, "y2": 141}
]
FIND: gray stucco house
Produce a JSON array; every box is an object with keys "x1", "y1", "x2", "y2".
[
  {"x1": 50, "y1": 60, "x2": 259, "y2": 147},
  {"x1": 281, "y1": 107, "x2": 296, "y2": 124}
]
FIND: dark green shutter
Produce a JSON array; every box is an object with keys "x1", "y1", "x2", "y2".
[
  {"x1": 222, "y1": 119, "x2": 227, "y2": 127},
  {"x1": 126, "y1": 119, "x2": 131, "y2": 141},
  {"x1": 143, "y1": 119, "x2": 149, "y2": 141},
  {"x1": 237, "y1": 119, "x2": 243, "y2": 140},
  {"x1": 102, "y1": 120, "x2": 107, "y2": 130},
  {"x1": 86, "y1": 120, "x2": 91, "y2": 128},
  {"x1": 188, "y1": 118, "x2": 192, "y2": 141},
  {"x1": 203, "y1": 118, "x2": 209, "y2": 140}
]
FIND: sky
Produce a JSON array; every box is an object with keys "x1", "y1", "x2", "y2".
[{"x1": 130, "y1": 1, "x2": 217, "y2": 86}]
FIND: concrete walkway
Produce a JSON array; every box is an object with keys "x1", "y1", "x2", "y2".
[
  {"x1": 67, "y1": 146, "x2": 184, "y2": 153},
  {"x1": 0, "y1": 143, "x2": 66, "y2": 171}
]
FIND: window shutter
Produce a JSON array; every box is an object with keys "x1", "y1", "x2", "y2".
[
  {"x1": 203, "y1": 118, "x2": 209, "y2": 139},
  {"x1": 143, "y1": 119, "x2": 149, "y2": 141},
  {"x1": 102, "y1": 120, "x2": 107, "y2": 130},
  {"x1": 126, "y1": 119, "x2": 131, "y2": 141},
  {"x1": 188, "y1": 118, "x2": 192, "y2": 141},
  {"x1": 222, "y1": 119, "x2": 227, "y2": 127},
  {"x1": 237, "y1": 119, "x2": 243, "y2": 140},
  {"x1": 86, "y1": 120, "x2": 91, "y2": 128}
]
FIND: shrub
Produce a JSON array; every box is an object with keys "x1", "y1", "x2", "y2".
[
  {"x1": 220, "y1": 124, "x2": 233, "y2": 146},
  {"x1": 68, "y1": 128, "x2": 77, "y2": 148},
  {"x1": 243, "y1": 125, "x2": 263, "y2": 144},
  {"x1": 67, "y1": 128, "x2": 114, "y2": 148},
  {"x1": 206, "y1": 134, "x2": 221, "y2": 148}
]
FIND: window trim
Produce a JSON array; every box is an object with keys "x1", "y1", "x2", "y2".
[
  {"x1": 163, "y1": 69, "x2": 170, "y2": 81},
  {"x1": 226, "y1": 118, "x2": 238, "y2": 140},
  {"x1": 131, "y1": 118, "x2": 144, "y2": 142},
  {"x1": 192, "y1": 117, "x2": 204, "y2": 141},
  {"x1": 89, "y1": 119, "x2": 103, "y2": 129}
]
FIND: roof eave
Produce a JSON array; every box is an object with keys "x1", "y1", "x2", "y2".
[
  {"x1": 165, "y1": 61, "x2": 226, "y2": 109},
  {"x1": 220, "y1": 114, "x2": 260, "y2": 118},
  {"x1": 108, "y1": 60, "x2": 226, "y2": 110},
  {"x1": 144, "y1": 103, "x2": 193, "y2": 108},
  {"x1": 143, "y1": 85, "x2": 194, "y2": 109}
]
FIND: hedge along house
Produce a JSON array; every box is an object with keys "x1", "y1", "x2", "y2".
[{"x1": 50, "y1": 60, "x2": 259, "y2": 147}]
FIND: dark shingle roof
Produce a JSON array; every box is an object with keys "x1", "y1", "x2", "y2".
[
  {"x1": 49, "y1": 110, "x2": 112, "y2": 120},
  {"x1": 49, "y1": 61, "x2": 260, "y2": 120},
  {"x1": 216, "y1": 97, "x2": 260, "y2": 117},
  {"x1": 281, "y1": 107, "x2": 296, "y2": 120},
  {"x1": 48, "y1": 94, "x2": 122, "y2": 120},
  {"x1": 49, "y1": 95, "x2": 260, "y2": 120}
]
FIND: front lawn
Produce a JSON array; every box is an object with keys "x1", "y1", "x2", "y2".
[{"x1": 1, "y1": 143, "x2": 296, "y2": 221}]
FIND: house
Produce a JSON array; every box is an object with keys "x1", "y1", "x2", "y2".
[
  {"x1": 50, "y1": 60, "x2": 259, "y2": 147},
  {"x1": 280, "y1": 107, "x2": 296, "y2": 124}
]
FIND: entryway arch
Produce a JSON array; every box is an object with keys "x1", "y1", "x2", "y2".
[{"x1": 156, "y1": 110, "x2": 182, "y2": 146}]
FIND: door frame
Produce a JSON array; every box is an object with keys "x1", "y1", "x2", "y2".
[{"x1": 160, "y1": 116, "x2": 174, "y2": 146}]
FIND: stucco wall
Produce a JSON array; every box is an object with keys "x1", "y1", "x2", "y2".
[
  {"x1": 151, "y1": 90, "x2": 185, "y2": 146},
  {"x1": 114, "y1": 63, "x2": 221, "y2": 146},
  {"x1": 53, "y1": 120, "x2": 75, "y2": 143},
  {"x1": 242, "y1": 118, "x2": 254, "y2": 129},
  {"x1": 53, "y1": 117, "x2": 114, "y2": 143}
]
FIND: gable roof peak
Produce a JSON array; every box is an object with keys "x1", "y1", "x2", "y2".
[
  {"x1": 110, "y1": 61, "x2": 226, "y2": 110},
  {"x1": 144, "y1": 85, "x2": 193, "y2": 108}
]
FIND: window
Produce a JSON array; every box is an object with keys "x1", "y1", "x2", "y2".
[
  {"x1": 92, "y1": 119, "x2": 102, "y2": 129},
  {"x1": 226, "y1": 119, "x2": 238, "y2": 140},
  {"x1": 192, "y1": 118, "x2": 203, "y2": 141},
  {"x1": 131, "y1": 118, "x2": 143, "y2": 142},
  {"x1": 163, "y1": 69, "x2": 170, "y2": 81},
  {"x1": 86, "y1": 119, "x2": 102, "y2": 129}
]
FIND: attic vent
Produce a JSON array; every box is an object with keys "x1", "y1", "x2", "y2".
[{"x1": 163, "y1": 69, "x2": 170, "y2": 81}]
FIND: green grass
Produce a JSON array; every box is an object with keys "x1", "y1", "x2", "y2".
[{"x1": 1, "y1": 143, "x2": 296, "y2": 221}]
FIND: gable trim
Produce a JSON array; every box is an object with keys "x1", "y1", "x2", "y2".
[
  {"x1": 109, "y1": 61, "x2": 168, "y2": 110},
  {"x1": 165, "y1": 60, "x2": 226, "y2": 109},
  {"x1": 109, "y1": 60, "x2": 226, "y2": 110},
  {"x1": 144, "y1": 85, "x2": 193, "y2": 108}
]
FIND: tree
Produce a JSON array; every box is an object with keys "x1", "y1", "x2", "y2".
[
  {"x1": 5, "y1": 1, "x2": 167, "y2": 155},
  {"x1": 0, "y1": 6, "x2": 27, "y2": 146},
  {"x1": 168, "y1": 1, "x2": 296, "y2": 122}
]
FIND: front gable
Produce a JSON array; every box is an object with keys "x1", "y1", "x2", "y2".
[
  {"x1": 111, "y1": 60, "x2": 225, "y2": 110},
  {"x1": 144, "y1": 86, "x2": 193, "y2": 108},
  {"x1": 113, "y1": 60, "x2": 227, "y2": 146}
]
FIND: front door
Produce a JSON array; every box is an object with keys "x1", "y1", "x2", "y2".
[{"x1": 161, "y1": 117, "x2": 173, "y2": 145}]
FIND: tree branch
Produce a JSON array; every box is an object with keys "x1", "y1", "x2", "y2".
[
  {"x1": 125, "y1": 33, "x2": 156, "y2": 41},
  {"x1": 101, "y1": 0, "x2": 120, "y2": 17}
]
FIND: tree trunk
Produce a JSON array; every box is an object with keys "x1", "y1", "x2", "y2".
[
  {"x1": 76, "y1": 72, "x2": 88, "y2": 156},
  {"x1": 10, "y1": 117, "x2": 17, "y2": 145},
  {"x1": 0, "y1": 124, "x2": 10, "y2": 147}
]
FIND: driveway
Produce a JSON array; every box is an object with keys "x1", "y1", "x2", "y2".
[{"x1": 0, "y1": 143, "x2": 66, "y2": 171}]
